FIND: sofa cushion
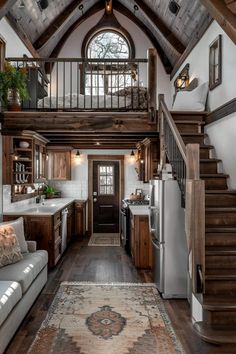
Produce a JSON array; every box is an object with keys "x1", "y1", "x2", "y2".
[
  {"x1": 0, "y1": 250, "x2": 48, "y2": 294},
  {"x1": 0, "y1": 225, "x2": 23, "y2": 268},
  {"x1": 0, "y1": 217, "x2": 28, "y2": 254},
  {"x1": 0, "y1": 281, "x2": 22, "y2": 327}
]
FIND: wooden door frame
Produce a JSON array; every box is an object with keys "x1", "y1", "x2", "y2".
[{"x1": 88, "y1": 155, "x2": 124, "y2": 236}]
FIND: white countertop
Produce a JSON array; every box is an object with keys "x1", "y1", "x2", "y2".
[
  {"x1": 129, "y1": 205, "x2": 149, "y2": 216},
  {"x1": 4, "y1": 198, "x2": 76, "y2": 216}
]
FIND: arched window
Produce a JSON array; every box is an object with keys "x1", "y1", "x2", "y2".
[
  {"x1": 87, "y1": 31, "x2": 130, "y2": 59},
  {"x1": 84, "y1": 30, "x2": 134, "y2": 95}
]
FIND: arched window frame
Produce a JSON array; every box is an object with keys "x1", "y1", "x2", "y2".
[{"x1": 81, "y1": 27, "x2": 135, "y2": 95}]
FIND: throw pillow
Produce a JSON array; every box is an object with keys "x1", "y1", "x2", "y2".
[
  {"x1": 0, "y1": 217, "x2": 28, "y2": 253},
  {"x1": 0, "y1": 225, "x2": 23, "y2": 268},
  {"x1": 172, "y1": 82, "x2": 208, "y2": 111}
]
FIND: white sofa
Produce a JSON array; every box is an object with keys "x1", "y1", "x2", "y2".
[{"x1": 0, "y1": 218, "x2": 48, "y2": 354}]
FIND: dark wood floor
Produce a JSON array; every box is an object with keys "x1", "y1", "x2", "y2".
[{"x1": 5, "y1": 239, "x2": 233, "y2": 354}]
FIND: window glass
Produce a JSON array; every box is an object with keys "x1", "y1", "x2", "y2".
[{"x1": 98, "y1": 165, "x2": 114, "y2": 195}]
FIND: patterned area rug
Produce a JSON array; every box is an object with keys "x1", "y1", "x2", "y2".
[
  {"x1": 88, "y1": 233, "x2": 120, "y2": 246},
  {"x1": 27, "y1": 282, "x2": 185, "y2": 354}
]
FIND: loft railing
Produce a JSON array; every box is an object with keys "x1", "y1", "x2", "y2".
[
  {"x1": 158, "y1": 94, "x2": 205, "y2": 295},
  {"x1": 6, "y1": 57, "x2": 149, "y2": 112}
]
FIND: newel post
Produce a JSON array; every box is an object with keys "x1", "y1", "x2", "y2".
[
  {"x1": 147, "y1": 48, "x2": 157, "y2": 124},
  {"x1": 158, "y1": 94, "x2": 166, "y2": 171},
  {"x1": 185, "y1": 144, "x2": 205, "y2": 294}
]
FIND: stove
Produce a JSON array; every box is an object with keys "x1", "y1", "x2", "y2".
[
  {"x1": 120, "y1": 198, "x2": 150, "y2": 254},
  {"x1": 122, "y1": 199, "x2": 150, "y2": 207}
]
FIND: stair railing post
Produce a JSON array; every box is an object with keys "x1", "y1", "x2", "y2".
[
  {"x1": 158, "y1": 94, "x2": 166, "y2": 172},
  {"x1": 185, "y1": 144, "x2": 205, "y2": 294},
  {"x1": 147, "y1": 48, "x2": 157, "y2": 124}
]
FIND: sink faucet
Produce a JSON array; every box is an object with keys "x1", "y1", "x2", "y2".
[{"x1": 41, "y1": 197, "x2": 45, "y2": 205}]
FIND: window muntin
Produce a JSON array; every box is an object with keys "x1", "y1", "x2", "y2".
[
  {"x1": 87, "y1": 31, "x2": 130, "y2": 59},
  {"x1": 98, "y1": 165, "x2": 114, "y2": 195},
  {"x1": 85, "y1": 30, "x2": 131, "y2": 95}
]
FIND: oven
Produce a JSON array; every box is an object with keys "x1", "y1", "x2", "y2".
[{"x1": 120, "y1": 199, "x2": 149, "y2": 255}]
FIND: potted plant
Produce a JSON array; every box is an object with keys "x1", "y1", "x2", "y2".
[
  {"x1": 44, "y1": 185, "x2": 57, "y2": 199},
  {"x1": 0, "y1": 61, "x2": 29, "y2": 111}
]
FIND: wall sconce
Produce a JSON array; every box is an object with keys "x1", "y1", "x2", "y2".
[
  {"x1": 76, "y1": 149, "x2": 81, "y2": 157},
  {"x1": 174, "y1": 63, "x2": 190, "y2": 90},
  {"x1": 105, "y1": 0, "x2": 112, "y2": 14}
]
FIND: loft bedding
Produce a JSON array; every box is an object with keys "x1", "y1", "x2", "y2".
[{"x1": 38, "y1": 86, "x2": 147, "y2": 110}]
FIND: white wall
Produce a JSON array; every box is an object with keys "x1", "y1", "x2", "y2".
[
  {"x1": 0, "y1": 18, "x2": 32, "y2": 57},
  {"x1": 50, "y1": 10, "x2": 171, "y2": 106},
  {"x1": 205, "y1": 112, "x2": 236, "y2": 188},
  {"x1": 171, "y1": 21, "x2": 236, "y2": 111},
  {"x1": 50, "y1": 149, "x2": 150, "y2": 200}
]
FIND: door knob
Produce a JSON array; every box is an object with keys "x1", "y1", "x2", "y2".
[{"x1": 93, "y1": 198, "x2": 97, "y2": 202}]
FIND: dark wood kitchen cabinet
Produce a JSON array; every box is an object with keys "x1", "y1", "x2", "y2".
[
  {"x1": 3, "y1": 212, "x2": 62, "y2": 269},
  {"x1": 74, "y1": 200, "x2": 87, "y2": 237},
  {"x1": 130, "y1": 212, "x2": 152, "y2": 268},
  {"x1": 46, "y1": 146, "x2": 72, "y2": 180},
  {"x1": 136, "y1": 138, "x2": 159, "y2": 183},
  {"x1": 66, "y1": 202, "x2": 74, "y2": 244}
]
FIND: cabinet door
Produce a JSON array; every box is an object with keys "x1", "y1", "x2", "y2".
[
  {"x1": 34, "y1": 142, "x2": 46, "y2": 181},
  {"x1": 74, "y1": 201, "x2": 86, "y2": 237},
  {"x1": 47, "y1": 151, "x2": 71, "y2": 180}
]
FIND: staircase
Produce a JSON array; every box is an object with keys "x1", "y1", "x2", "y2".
[{"x1": 172, "y1": 111, "x2": 236, "y2": 346}]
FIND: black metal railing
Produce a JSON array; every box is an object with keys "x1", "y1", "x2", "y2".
[
  {"x1": 163, "y1": 118, "x2": 186, "y2": 206},
  {"x1": 6, "y1": 57, "x2": 148, "y2": 112}
]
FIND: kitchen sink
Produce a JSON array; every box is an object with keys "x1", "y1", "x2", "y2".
[{"x1": 23, "y1": 206, "x2": 58, "y2": 214}]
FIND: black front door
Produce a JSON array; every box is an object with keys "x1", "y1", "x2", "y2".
[{"x1": 93, "y1": 160, "x2": 120, "y2": 233}]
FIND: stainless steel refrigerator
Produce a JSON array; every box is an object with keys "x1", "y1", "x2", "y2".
[{"x1": 149, "y1": 179, "x2": 188, "y2": 298}]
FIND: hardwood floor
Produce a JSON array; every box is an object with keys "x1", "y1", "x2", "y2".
[{"x1": 5, "y1": 239, "x2": 232, "y2": 354}]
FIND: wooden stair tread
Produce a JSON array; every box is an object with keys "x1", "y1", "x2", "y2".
[
  {"x1": 206, "y1": 190, "x2": 236, "y2": 194},
  {"x1": 200, "y1": 159, "x2": 221, "y2": 163},
  {"x1": 194, "y1": 322, "x2": 236, "y2": 344},
  {"x1": 175, "y1": 120, "x2": 205, "y2": 125},
  {"x1": 206, "y1": 226, "x2": 236, "y2": 232},
  {"x1": 203, "y1": 296, "x2": 236, "y2": 310},
  {"x1": 206, "y1": 246, "x2": 236, "y2": 255},
  {"x1": 206, "y1": 269, "x2": 236, "y2": 280},
  {"x1": 201, "y1": 173, "x2": 229, "y2": 177},
  {"x1": 200, "y1": 145, "x2": 214, "y2": 149},
  {"x1": 181, "y1": 133, "x2": 206, "y2": 136},
  {"x1": 206, "y1": 207, "x2": 236, "y2": 211}
]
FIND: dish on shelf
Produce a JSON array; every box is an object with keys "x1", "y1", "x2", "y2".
[{"x1": 19, "y1": 141, "x2": 30, "y2": 148}]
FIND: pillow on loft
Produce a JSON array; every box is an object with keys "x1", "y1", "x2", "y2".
[
  {"x1": 0, "y1": 225, "x2": 23, "y2": 268},
  {"x1": 172, "y1": 82, "x2": 208, "y2": 111},
  {"x1": 0, "y1": 217, "x2": 28, "y2": 254}
]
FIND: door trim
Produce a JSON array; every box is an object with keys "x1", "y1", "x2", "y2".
[{"x1": 88, "y1": 155, "x2": 124, "y2": 236}]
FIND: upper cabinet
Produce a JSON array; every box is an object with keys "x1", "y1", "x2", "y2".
[
  {"x1": 46, "y1": 147, "x2": 72, "y2": 181},
  {"x1": 2, "y1": 131, "x2": 48, "y2": 201},
  {"x1": 136, "y1": 138, "x2": 159, "y2": 183}
]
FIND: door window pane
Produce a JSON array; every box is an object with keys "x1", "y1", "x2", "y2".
[{"x1": 98, "y1": 165, "x2": 114, "y2": 195}]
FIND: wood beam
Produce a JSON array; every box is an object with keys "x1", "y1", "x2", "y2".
[
  {"x1": 49, "y1": 2, "x2": 104, "y2": 58},
  {"x1": 34, "y1": 0, "x2": 83, "y2": 50},
  {"x1": 134, "y1": 0, "x2": 185, "y2": 54},
  {"x1": 0, "y1": 0, "x2": 17, "y2": 20},
  {"x1": 113, "y1": 2, "x2": 172, "y2": 74},
  {"x1": 200, "y1": 0, "x2": 236, "y2": 44},
  {"x1": 5, "y1": 13, "x2": 40, "y2": 57}
]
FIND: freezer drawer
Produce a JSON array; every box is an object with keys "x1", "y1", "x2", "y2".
[{"x1": 152, "y1": 239, "x2": 164, "y2": 293}]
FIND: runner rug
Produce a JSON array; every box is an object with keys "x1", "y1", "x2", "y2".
[
  {"x1": 27, "y1": 282, "x2": 185, "y2": 354},
  {"x1": 88, "y1": 233, "x2": 120, "y2": 246}
]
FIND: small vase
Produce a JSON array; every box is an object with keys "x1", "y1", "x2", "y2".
[{"x1": 7, "y1": 89, "x2": 21, "y2": 111}]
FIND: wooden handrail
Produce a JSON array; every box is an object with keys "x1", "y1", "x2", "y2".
[{"x1": 159, "y1": 96, "x2": 187, "y2": 163}]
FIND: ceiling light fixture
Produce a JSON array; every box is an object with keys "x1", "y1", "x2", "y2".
[
  {"x1": 130, "y1": 150, "x2": 135, "y2": 156},
  {"x1": 168, "y1": 1, "x2": 180, "y2": 15},
  {"x1": 105, "y1": 0, "x2": 112, "y2": 15}
]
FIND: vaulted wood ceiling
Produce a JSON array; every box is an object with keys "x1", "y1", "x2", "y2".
[{"x1": 1, "y1": 0, "x2": 212, "y2": 74}]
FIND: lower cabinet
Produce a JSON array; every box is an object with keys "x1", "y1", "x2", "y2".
[
  {"x1": 130, "y1": 213, "x2": 152, "y2": 268},
  {"x1": 74, "y1": 200, "x2": 87, "y2": 237},
  {"x1": 66, "y1": 202, "x2": 74, "y2": 244}
]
